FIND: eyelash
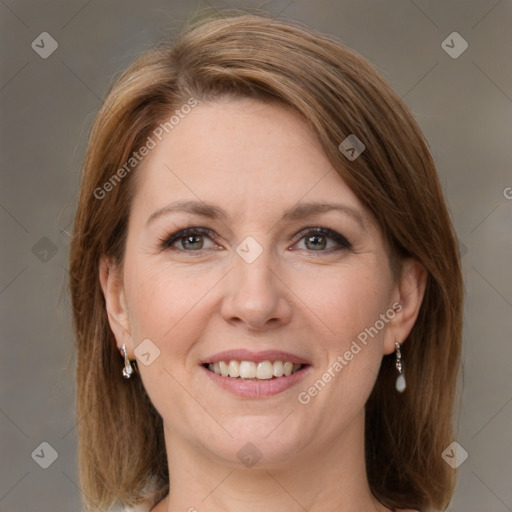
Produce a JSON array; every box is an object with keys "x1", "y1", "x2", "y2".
[{"x1": 158, "y1": 226, "x2": 352, "y2": 254}]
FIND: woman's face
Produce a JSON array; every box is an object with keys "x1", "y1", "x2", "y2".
[{"x1": 103, "y1": 98, "x2": 422, "y2": 469}]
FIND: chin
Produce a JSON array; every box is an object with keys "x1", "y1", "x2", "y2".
[{"x1": 202, "y1": 416, "x2": 308, "y2": 468}]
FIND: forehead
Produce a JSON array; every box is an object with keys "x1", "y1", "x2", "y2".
[{"x1": 132, "y1": 98, "x2": 365, "y2": 224}]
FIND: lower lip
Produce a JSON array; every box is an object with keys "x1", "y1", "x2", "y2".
[{"x1": 201, "y1": 365, "x2": 311, "y2": 398}]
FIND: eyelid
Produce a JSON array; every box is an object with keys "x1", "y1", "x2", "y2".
[
  {"x1": 292, "y1": 226, "x2": 352, "y2": 249},
  {"x1": 158, "y1": 227, "x2": 218, "y2": 250}
]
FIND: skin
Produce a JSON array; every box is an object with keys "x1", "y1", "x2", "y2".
[{"x1": 100, "y1": 98, "x2": 425, "y2": 512}]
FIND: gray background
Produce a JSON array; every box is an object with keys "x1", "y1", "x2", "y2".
[{"x1": 1, "y1": 1, "x2": 511, "y2": 511}]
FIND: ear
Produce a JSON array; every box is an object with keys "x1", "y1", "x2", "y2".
[
  {"x1": 383, "y1": 258, "x2": 427, "y2": 355},
  {"x1": 99, "y1": 256, "x2": 133, "y2": 354}
]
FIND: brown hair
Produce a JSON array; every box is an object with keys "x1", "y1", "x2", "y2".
[{"x1": 69, "y1": 11, "x2": 463, "y2": 512}]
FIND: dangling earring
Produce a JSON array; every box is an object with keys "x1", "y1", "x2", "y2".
[
  {"x1": 121, "y1": 344, "x2": 135, "y2": 379},
  {"x1": 395, "y1": 342, "x2": 406, "y2": 393}
]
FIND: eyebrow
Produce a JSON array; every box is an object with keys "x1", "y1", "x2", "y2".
[{"x1": 146, "y1": 200, "x2": 368, "y2": 230}]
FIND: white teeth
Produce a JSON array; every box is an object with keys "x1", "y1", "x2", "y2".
[
  {"x1": 219, "y1": 360, "x2": 229, "y2": 377},
  {"x1": 239, "y1": 361, "x2": 256, "y2": 379},
  {"x1": 228, "y1": 360, "x2": 240, "y2": 378},
  {"x1": 256, "y1": 361, "x2": 274, "y2": 379},
  {"x1": 207, "y1": 359, "x2": 303, "y2": 379},
  {"x1": 273, "y1": 360, "x2": 284, "y2": 377}
]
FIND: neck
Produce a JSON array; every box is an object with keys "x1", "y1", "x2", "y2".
[{"x1": 156, "y1": 412, "x2": 390, "y2": 512}]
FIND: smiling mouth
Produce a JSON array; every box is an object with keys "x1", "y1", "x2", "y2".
[{"x1": 204, "y1": 360, "x2": 307, "y2": 380}]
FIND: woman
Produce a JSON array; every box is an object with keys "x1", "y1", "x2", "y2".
[{"x1": 69, "y1": 12, "x2": 463, "y2": 512}]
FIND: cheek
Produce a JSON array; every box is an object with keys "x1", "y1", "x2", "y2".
[
  {"x1": 299, "y1": 261, "x2": 392, "y2": 345},
  {"x1": 296, "y1": 262, "x2": 392, "y2": 409},
  {"x1": 124, "y1": 258, "x2": 222, "y2": 358},
  {"x1": 122, "y1": 259, "x2": 216, "y2": 422}
]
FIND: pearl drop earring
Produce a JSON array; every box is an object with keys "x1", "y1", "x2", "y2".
[
  {"x1": 121, "y1": 344, "x2": 135, "y2": 379},
  {"x1": 395, "y1": 342, "x2": 406, "y2": 393}
]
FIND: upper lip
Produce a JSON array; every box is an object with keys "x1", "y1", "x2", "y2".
[{"x1": 201, "y1": 349, "x2": 312, "y2": 366}]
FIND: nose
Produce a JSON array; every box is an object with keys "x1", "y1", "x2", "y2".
[{"x1": 220, "y1": 243, "x2": 293, "y2": 332}]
